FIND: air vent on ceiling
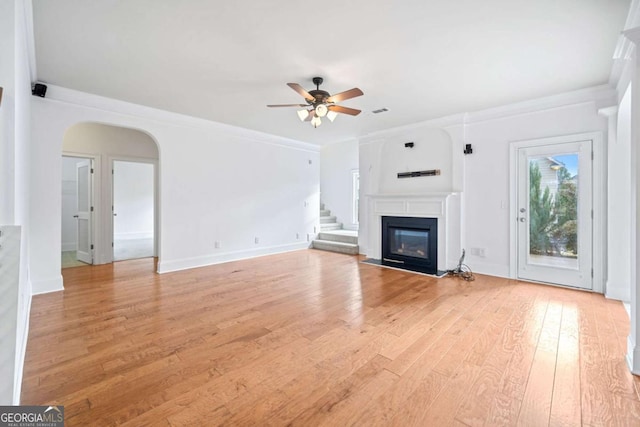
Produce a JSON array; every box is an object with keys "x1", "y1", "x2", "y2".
[{"x1": 372, "y1": 107, "x2": 389, "y2": 114}]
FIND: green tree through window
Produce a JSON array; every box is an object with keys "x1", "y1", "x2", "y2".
[
  {"x1": 529, "y1": 160, "x2": 578, "y2": 257},
  {"x1": 529, "y1": 162, "x2": 554, "y2": 254}
]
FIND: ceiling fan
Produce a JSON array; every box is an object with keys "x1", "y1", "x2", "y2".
[{"x1": 267, "y1": 77, "x2": 363, "y2": 128}]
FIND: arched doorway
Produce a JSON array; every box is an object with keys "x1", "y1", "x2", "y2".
[{"x1": 61, "y1": 122, "x2": 160, "y2": 268}]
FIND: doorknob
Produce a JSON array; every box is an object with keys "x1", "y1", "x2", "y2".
[
  {"x1": 519, "y1": 208, "x2": 526, "y2": 213},
  {"x1": 519, "y1": 217, "x2": 526, "y2": 222},
  {"x1": 73, "y1": 215, "x2": 79, "y2": 218},
  {"x1": 113, "y1": 213, "x2": 117, "y2": 216}
]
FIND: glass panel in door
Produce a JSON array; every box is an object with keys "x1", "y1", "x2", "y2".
[{"x1": 517, "y1": 141, "x2": 592, "y2": 289}]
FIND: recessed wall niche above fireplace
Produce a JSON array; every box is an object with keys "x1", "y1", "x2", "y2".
[{"x1": 381, "y1": 216, "x2": 438, "y2": 275}]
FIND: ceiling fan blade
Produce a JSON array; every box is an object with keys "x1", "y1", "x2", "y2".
[
  {"x1": 327, "y1": 105, "x2": 361, "y2": 116},
  {"x1": 287, "y1": 83, "x2": 315, "y2": 102},
  {"x1": 326, "y1": 88, "x2": 363, "y2": 103},
  {"x1": 266, "y1": 104, "x2": 309, "y2": 107}
]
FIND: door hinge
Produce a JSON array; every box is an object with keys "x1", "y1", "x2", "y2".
[
  {"x1": 591, "y1": 268, "x2": 594, "y2": 278},
  {"x1": 591, "y1": 209, "x2": 593, "y2": 219},
  {"x1": 112, "y1": 242, "x2": 114, "y2": 248},
  {"x1": 91, "y1": 168, "x2": 94, "y2": 174},
  {"x1": 91, "y1": 244, "x2": 94, "y2": 250},
  {"x1": 91, "y1": 206, "x2": 94, "y2": 212},
  {"x1": 591, "y1": 151, "x2": 594, "y2": 160}
]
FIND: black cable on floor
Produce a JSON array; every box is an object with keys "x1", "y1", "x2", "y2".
[{"x1": 446, "y1": 263, "x2": 475, "y2": 281}]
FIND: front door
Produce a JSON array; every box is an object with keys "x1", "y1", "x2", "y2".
[
  {"x1": 516, "y1": 140, "x2": 592, "y2": 289},
  {"x1": 75, "y1": 159, "x2": 93, "y2": 264}
]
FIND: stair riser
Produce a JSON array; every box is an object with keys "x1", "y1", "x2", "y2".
[
  {"x1": 320, "y1": 223, "x2": 343, "y2": 231},
  {"x1": 318, "y1": 233, "x2": 358, "y2": 244},
  {"x1": 312, "y1": 241, "x2": 359, "y2": 255},
  {"x1": 320, "y1": 216, "x2": 337, "y2": 224},
  {"x1": 320, "y1": 209, "x2": 330, "y2": 216}
]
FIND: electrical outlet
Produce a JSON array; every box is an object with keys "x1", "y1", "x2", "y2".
[
  {"x1": 254, "y1": 237, "x2": 259, "y2": 244},
  {"x1": 470, "y1": 248, "x2": 486, "y2": 257},
  {"x1": 214, "y1": 241, "x2": 220, "y2": 249}
]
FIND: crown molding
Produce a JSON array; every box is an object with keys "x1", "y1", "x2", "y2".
[
  {"x1": 41, "y1": 84, "x2": 320, "y2": 153},
  {"x1": 464, "y1": 85, "x2": 615, "y2": 125},
  {"x1": 21, "y1": 0, "x2": 37, "y2": 84},
  {"x1": 623, "y1": 26, "x2": 640, "y2": 44},
  {"x1": 598, "y1": 106, "x2": 618, "y2": 118},
  {"x1": 609, "y1": 1, "x2": 640, "y2": 89},
  {"x1": 360, "y1": 85, "x2": 615, "y2": 142},
  {"x1": 361, "y1": 113, "x2": 465, "y2": 140},
  {"x1": 625, "y1": 0, "x2": 640, "y2": 30}
]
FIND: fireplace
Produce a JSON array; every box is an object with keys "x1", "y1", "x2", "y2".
[{"x1": 381, "y1": 216, "x2": 438, "y2": 274}]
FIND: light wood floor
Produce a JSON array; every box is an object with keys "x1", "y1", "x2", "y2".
[{"x1": 21, "y1": 250, "x2": 640, "y2": 426}]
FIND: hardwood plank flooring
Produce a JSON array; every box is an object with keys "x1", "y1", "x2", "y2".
[{"x1": 21, "y1": 250, "x2": 640, "y2": 426}]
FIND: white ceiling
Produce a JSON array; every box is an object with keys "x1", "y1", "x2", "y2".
[{"x1": 32, "y1": 0, "x2": 630, "y2": 145}]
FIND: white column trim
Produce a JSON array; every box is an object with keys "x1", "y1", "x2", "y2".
[{"x1": 622, "y1": 27, "x2": 640, "y2": 375}]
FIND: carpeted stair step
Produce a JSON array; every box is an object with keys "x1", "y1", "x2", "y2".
[
  {"x1": 317, "y1": 231, "x2": 358, "y2": 244},
  {"x1": 320, "y1": 209, "x2": 331, "y2": 216},
  {"x1": 312, "y1": 239, "x2": 359, "y2": 255},
  {"x1": 320, "y1": 222, "x2": 343, "y2": 231},
  {"x1": 320, "y1": 216, "x2": 337, "y2": 224}
]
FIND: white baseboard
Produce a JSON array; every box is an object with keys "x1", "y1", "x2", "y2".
[
  {"x1": 31, "y1": 275, "x2": 64, "y2": 295},
  {"x1": 13, "y1": 292, "x2": 32, "y2": 405},
  {"x1": 605, "y1": 281, "x2": 630, "y2": 302},
  {"x1": 624, "y1": 302, "x2": 631, "y2": 318},
  {"x1": 627, "y1": 335, "x2": 640, "y2": 375},
  {"x1": 465, "y1": 259, "x2": 511, "y2": 279},
  {"x1": 61, "y1": 242, "x2": 76, "y2": 252},
  {"x1": 157, "y1": 242, "x2": 310, "y2": 274},
  {"x1": 114, "y1": 232, "x2": 153, "y2": 240}
]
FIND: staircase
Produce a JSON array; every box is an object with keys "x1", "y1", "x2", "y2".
[{"x1": 312, "y1": 204, "x2": 359, "y2": 255}]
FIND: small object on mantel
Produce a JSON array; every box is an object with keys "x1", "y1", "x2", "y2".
[
  {"x1": 464, "y1": 144, "x2": 473, "y2": 154},
  {"x1": 404, "y1": 142, "x2": 414, "y2": 148},
  {"x1": 397, "y1": 169, "x2": 441, "y2": 178}
]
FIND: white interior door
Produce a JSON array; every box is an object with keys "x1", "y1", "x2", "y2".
[
  {"x1": 75, "y1": 159, "x2": 93, "y2": 264},
  {"x1": 112, "y1": 160, "x2": 155, "y2": 261},
  {"x1": 517, "y1": 141, "x2": 592, "y2": 289}
]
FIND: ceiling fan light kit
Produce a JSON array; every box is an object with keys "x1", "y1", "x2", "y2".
[{"x1": 268, "y1": 77, "x2": 363, "y2": 128}]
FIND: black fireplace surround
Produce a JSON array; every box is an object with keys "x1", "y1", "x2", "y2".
[{"x1": 381, "y1": 216, "x2": 438, "y2": 274}]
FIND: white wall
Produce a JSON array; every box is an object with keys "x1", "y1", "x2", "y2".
[
  {"x1": 113, "y1": 161, "x2": 154, "y2": 240},
  {"x1": 0, "y1": 0, "x2": 34, "y2": 405},
  {"x1": 320, "y1": 139, "x2": 359, "y2": 230},
  {"x1": 29, "y1": 85, "x2": 320, "y2": 293}
]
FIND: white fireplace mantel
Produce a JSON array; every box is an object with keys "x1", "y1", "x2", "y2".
[{"x1": 365, "y1": 192, "x2": 462, "y2": 271}]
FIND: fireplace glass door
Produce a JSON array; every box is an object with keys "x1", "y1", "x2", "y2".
[
  {"x1": 389, "y1": 228, "x2": 429, "y2": 260},
  {"x1": 381, "y1": 216, "x2": 437, "y2": 274}
]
